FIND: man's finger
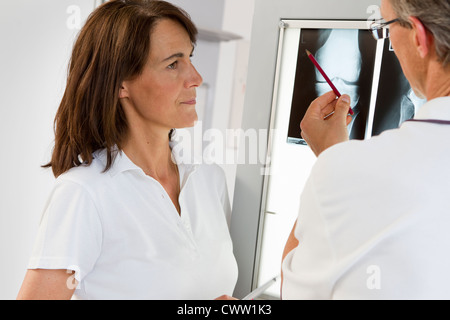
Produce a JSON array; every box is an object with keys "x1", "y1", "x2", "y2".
[
  {"x1": 316, "y1": 91, "x2": 339, "y2": 109},
  {"x1": 322, "y1": 101, "x2": 338, "y2": 119},
  {"x1": 334, "y1": 94, "x2": 352, "y2": 119},
  {"x1": 304, "y1": 91, "x2": 338, "y2": 121}
]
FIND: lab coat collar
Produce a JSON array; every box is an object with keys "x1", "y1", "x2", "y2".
[{"x1": 414, "y1": 96, "x2": 450, "y2": 121}]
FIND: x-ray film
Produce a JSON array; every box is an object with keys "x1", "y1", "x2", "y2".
[{"x1": 283, "y1": 20, "x2": 425, "y2": 145}]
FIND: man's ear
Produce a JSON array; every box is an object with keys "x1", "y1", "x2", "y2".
[{"x1": 409, "y1": 16, "x2": 432, "y2": 59}]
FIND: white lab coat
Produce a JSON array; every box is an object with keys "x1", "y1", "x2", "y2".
[{"x1": 282, "y1": 97, "x2": 450, "y2": 299}]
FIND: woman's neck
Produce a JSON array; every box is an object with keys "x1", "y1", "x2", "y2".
[
  {"x1": 121, "y1": 128, "x2": 175, "y2": 180},
  {"x1": 122, "y1": 129, "x2": 181, "y2": 215}
]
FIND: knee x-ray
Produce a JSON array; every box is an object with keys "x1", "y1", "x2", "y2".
[
  {"x1": 371, "y1": 39, "x2": 426, "y2": 136},
  {"x1": 284, "y1": 21, "x2": 426, "y2": 145}
]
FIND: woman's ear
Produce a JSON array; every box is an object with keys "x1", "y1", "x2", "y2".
[
  {"x1": 409, "y1": 16, "x2": 432, "y2": 59},
  {"x1": 119, "y1": 83, "x2": 129, "y2": 99}
]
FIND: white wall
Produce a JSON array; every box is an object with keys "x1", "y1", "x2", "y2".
[
  {"x1": 214, "y1": 0, "x2": 254, "y2": 203},
  {"x1": 0, "y1": 0, "x2": 95, "y2": 299}
]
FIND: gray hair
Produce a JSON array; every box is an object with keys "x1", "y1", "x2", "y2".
[{"x1": 390, "y1": 0, "x2": 450, "y2": 67}]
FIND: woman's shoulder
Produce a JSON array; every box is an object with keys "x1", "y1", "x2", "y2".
[{"x1": 56, "y1": 149, "x2": 111, "y2": 187}]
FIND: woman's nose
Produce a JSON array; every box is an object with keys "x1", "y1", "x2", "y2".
[{"x1": 185, "y1": 64, "x2": 203, "y2": 88}]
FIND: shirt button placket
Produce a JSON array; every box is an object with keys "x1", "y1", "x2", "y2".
[{"x1": 181, "y1": 215, "x2": 198, "y2": 253}]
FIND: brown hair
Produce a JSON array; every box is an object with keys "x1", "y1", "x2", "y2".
[{"x1": 44, "y1": 0, "x2": 197, "y2": 177}]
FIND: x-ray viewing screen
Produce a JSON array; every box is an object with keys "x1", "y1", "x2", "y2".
[
  {"x1": 371, "y1": 39, "x2": 426, "y2": 136},
  {"x1": 286, "y1": 21, "x2": 426, "y2": 145}
]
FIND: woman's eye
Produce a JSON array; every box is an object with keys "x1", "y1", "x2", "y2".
[{"x1": 168, "y1": 61, "x2": 178, "y2": 69}]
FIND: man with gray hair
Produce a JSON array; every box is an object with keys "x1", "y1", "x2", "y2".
[{"x1": 282, "y1": 0, "x2": 450, "y2": 299}]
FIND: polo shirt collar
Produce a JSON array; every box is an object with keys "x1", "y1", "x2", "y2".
[
  {"x1": 93, "y1": 146, "x2": 140, "y2": 177},
  {"x1": 93, "y1": 140, "x2": 199, "y2": 178}
]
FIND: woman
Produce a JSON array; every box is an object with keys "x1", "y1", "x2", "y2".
[{"x1": 17, "y1": 0, "x2": 238, "y2": 300}]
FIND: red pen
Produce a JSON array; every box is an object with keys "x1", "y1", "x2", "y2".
[{"x1": 306, "y1": 49, "x2": 354, "y2": 116}]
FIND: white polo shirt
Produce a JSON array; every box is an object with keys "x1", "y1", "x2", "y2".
[{"x1": 28, "y1": 146, "x2": 238, "y2": 300}]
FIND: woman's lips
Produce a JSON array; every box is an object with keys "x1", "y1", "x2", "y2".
[{"x1": 182, "y1": 99, "x2": 196, "y2": 105}]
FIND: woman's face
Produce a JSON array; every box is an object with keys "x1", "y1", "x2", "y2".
[{"x1": 120, "y1": 18, "x2": 203, "y2": 134}]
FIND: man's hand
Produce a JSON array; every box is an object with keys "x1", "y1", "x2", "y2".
[{"x1": 300, "y1": 91, "x2": 353, "y2": 157}]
